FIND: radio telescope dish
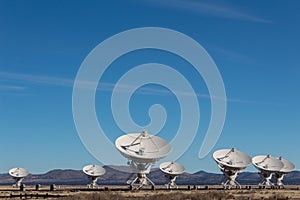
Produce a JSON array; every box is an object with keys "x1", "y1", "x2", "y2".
[
  {"x1": 278, "y1": 157, "x2": 295, "y2": 173},
  {"x1": 115, "y1": 130, "x2": 171, "y2": 190},
  {"x1": 274, "y1": 157, "x2": 295, "y2": 187},
  {"x1": 252, "y1": 155, "x2": 284, "y2": 187},
  {"x1": 159, "y1": 161, "x2": 185, "y2": 189},
  {"x1": 213, "y1": 148, "x2": 251, "y2": 189},
  {"x1": 83, "y1": 164, "x2": 106, "y2": 188},
  {"x1": 9, "y1": 167, "x2": 29, "y2": 187}
]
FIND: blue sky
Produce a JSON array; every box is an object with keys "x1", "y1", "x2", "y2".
[{"x1": 1, "y1": 0, "x2": 300, "y2": 174}]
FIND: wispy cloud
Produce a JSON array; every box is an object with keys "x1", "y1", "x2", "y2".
[
  {"x1": 138, "y1": 0, "x2": 272, "y2": 23},
  {"x1": 208, "y1": 45, "x2": 254, "y2": 65},
  {"x1": 0, "y1": 71, "x2": 260, "y2": 104},
  {"x1": 0, "y1": 85, "x2": 27, "y2": 91},
  {"x1": 0, "y1": 71, "x2": 74, "y2": 87}
]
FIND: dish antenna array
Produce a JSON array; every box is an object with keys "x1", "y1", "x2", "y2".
[
  {"x1": 115, "y1": 130, "x2": 171, "y2": 190},
  {"x1": 252, "y1": 155, "x2": 294, "y2": 187},
  {"x1": 159, "y1": 161, "x2": 185, "y2": 190},
  {"x1": 213, "y1": 148, "x2": 251, "y2": 189},
  {"x1": 8, "y1": 167, "x2": 29, "y2": 187},
  {"x1": 82, "y1": 164, "x2": 106, "y2": 188}
]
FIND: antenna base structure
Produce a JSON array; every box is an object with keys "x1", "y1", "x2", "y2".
[
  {"x1": 258, "y1": 171, "x2": 274, "y2": 187},
  {"x1": 126, "y1": 160, "x2": 155, "y2": 190},
  {"x1": 219, "y1": 167, "x2": 241, "y2": 189},
  {"x1": 213, "y1": 148, "x2": 251, "y2": 190},
  {"x1": 274, "y1": 172, "x2": 285, "y2": 188},
  {"x1": 87, "y1": 176, "x2": 99, "y2": 189},
  {"x1": 13, "y1": 178, "x2": 24, "y2": 188},
  {"x1": 115, "y1": 130, "x2": 172, "y2": 190},
  {"x1": 164, "y1": 174, "x2": 178, "y2": 189}
]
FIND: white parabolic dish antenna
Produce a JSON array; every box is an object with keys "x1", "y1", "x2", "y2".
[
  {"x1": 278, "y1": 157, "x2": 295, "y2": 173},
  {"x1": 115, "y1": 131, "x2": 171, "y2": 163},
  {"x1": 9, "y1": 167, "x2": 29, "y2": 178},
  {"x1": 213, "y1": 148, "x2": 251, "y2": 169},
  {"x1": 83, "y1": 164, "x2": 106, "y2": 177},
  {"x1": 115, "y1": 130, "x2": 171, "y2": 190},
  {"x1": 274, "y1": 157, "x2": 295, "y2": 187},
  {"x1": 252, "y1": 155, "x2": 284, "y2": 172},
  {"x1": 213, "y1": 148, "x2": 251, "y2": 189},
  {"x1": 252, "y1": 155, "x2": 284, "y2": 186},
  {"x1": 82, "y1": 164, "x2": 106, "y2": 188},
  {"x1": 9, "y1": 167, "x2": 29, "y2": 187},
  {"x1": 160, "y1": 162, "x2": 185, "y2": 176},
  {"x1": 159, "y1": 161, "x2": 185, "y2": 189}
]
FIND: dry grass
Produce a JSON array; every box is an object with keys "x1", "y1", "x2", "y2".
[
  {"x1": 1, "y1": 186, "x2": 299, "y2": 200},
  {"x1": 60, "y1": 190, "x2": 299, "y2": 200},
  {"x1": 62, "y1": 191, "x2": 232, "y2": 200}
]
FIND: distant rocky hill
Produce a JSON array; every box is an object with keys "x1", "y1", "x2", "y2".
[{"x1": 0, "y1": 166, "x2": 299, "y2": 186}]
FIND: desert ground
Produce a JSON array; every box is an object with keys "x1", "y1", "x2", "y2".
[{"x1": 1, "y1": 185, "x2": 300, "y2": 199}]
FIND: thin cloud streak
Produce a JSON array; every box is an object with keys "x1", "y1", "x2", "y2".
[
  {"x1": 0, "y1": 85, "x2": 27, "y2": 91},
  {"x1": 211, "y1": 46, "x2": 252, "y2": 63},
  {"x1": 139, "y1": 0, "x2": 272, "y2": 24},
  {"x1": 0, "y1": 71, "x2": 74, "y2": 87},
  {"x1": 0, "y1": 71, "x2": 262, "y2": 104}
]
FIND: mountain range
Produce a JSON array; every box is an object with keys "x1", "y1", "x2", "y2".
[{"x1": 1, "y1": 166, "x2": 300, "y2": 186}]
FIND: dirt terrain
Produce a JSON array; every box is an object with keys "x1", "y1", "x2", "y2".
[
  {"x1": 62, "y1": 189, "x2": 300, "y2": 200},
  {"x1": 0, "y1": 185, "x2": 300, "y2": 199}
]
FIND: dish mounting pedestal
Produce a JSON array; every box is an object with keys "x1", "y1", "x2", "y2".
[
  {"x1": 220, "y1": 167, "x2": 241, "y2": 189},
  {"x1": 127, "y1": 160, "x2": 155, "y2": 190}
]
